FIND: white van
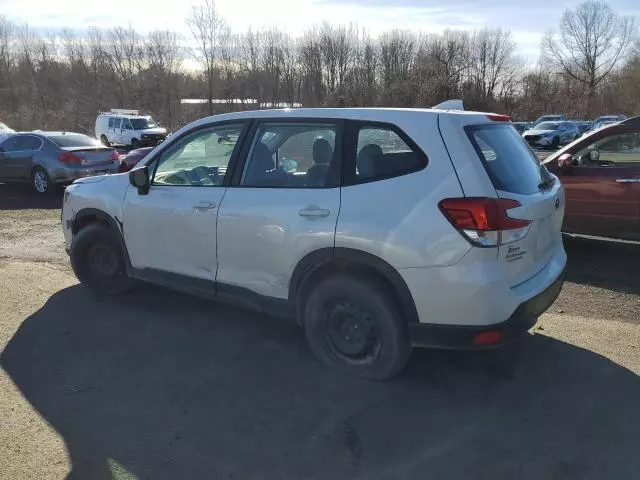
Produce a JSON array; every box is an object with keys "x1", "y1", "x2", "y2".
[{"x1": 95, "y1": 109, "x2": 167, "y2": 148}]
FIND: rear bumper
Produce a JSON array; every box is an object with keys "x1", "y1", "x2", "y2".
[
  {"x1": 50, "y1": 164, "x2": 120, "y2": 184},
  {"x1": 408, "y1": 270, "x2": 564, "y2": 349}
]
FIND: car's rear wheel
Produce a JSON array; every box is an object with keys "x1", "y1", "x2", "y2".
[
  {"x1": 70, "y1": 223, "x2": 133, "y2": 295},
  {"x1": 100, "y1": 135, "x2": 110, "y2": 147},
  {"x1": 303, "y1": 274, "x2": 411, "y2": 380},
  {"x1": 31, "y1": 167, "x2": 51, "y2": 194}
]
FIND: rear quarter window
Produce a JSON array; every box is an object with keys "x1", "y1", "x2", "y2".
[{"x1": 466, "y1": 124, "x2": 547, "y2": 195}]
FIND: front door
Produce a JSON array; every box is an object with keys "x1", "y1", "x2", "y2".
[
  {"x1": 122, "y1": 122, "x2": 246, "y2": 285},
  {"x1": 560, "y1": 131, "x2": 640, "y2": 239},
  {"x1": 216, "y1": 120, "x2": 343, "y2": 301}
]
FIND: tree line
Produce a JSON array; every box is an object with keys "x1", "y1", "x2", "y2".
[{"x1": 0, "y1": 0, "x2": 637, "y2": 134}]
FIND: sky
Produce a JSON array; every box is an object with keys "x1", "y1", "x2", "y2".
[{"x1": 3, "y1": 0, "x2": 640, "y2": 61}]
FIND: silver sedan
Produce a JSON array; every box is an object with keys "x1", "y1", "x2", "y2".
[{"x1": 0, "y1": 132, "x2": 121, "y2": 194}]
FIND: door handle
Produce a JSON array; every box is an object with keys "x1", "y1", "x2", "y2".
[
  {"x1": 193, "y1": 201, "x2": 217, "y2": 211},
  {"x1": 615, "y1": 178, "x2": 640, "y2": 184},
  {"x1": 298, "y1": 206, "x2": 330, "y2": 218}
]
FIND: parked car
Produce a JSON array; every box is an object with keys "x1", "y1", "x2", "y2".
[
  {"x1": 573, "y1": 121, "x2": 593, "y2": 134},
  {"x1": 95, "y1": 109, "x2": 167, "y2": 149},
  {"x1": 62, "y1": 107, "x2": 566, "y2": 379},
  {"x1": 119, "y1": 146, "x2": 154, "y2": 172},
  {"x1": 533, "y1": 114, "x2": 567, "y2": 125},
  {"x1": 545, "y1": 116, "x2": 640, "y2": 241},
  {"x1": 523, "y1": 121, "x2": 581, "y2": 149},
  {"x1": 0, "y1": 131, "x2": 120, "y2": 194},
  {"x1": 593, "y1": 115, "x2": 627, "y2": 124},
  {"x1": 511, "y1": 122, "x2": 529, "y2": 134},
  {"x1": 589, "y1": 117, "x2": 624, "y2": 132}
]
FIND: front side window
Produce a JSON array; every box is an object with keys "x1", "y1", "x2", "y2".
[
  {"x1": 573, "y1": 132, "x2": 640, "y2": 167},
  {"x1": 153, "y1": 123, "x2": 243, "y2": 187},
  {"x1": 354, "y1": 125, "x2": 426, "y2": 181},
  {"x1": 240, "y1": 122, "x2": 340, "y2": 187},
  {"x1": 130, "y1": 117, "x2": 158, "y2": 130},
  {"x1": 123, "y1": 119, "x2": 133, "y2": 130}
]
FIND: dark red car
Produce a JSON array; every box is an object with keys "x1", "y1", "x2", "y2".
[
  {"x1": 119, "y1": 147, "x2": 154, "y2": 172},
  {"x1": 544, "y1": 117, "x2": 640, "y2": 240}
]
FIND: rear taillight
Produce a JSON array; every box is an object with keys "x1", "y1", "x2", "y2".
[
  {"x1": 110, "y1": 150, "x2": 120, "y2": 161},
  {"x1": 439, "y1": 197, "x2": 531, "y2": 247},
  {"x1": 58, "y1": 152, "x2": 83, "y2": 164}
]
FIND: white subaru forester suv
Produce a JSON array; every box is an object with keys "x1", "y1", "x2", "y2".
[{"x1": 62, "y1": 107, "x2": 566, "y2": 379}]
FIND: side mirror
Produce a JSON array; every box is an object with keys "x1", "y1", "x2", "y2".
[
  {"x1": 557, "y1": 153, "x2": 572, "y2": 172},
  {"x1": 589, "y1": 149, "x2": 600, "y2": 162},
  {"x1": 129, "y1": 165, "x2": 150, "y2": 195}
]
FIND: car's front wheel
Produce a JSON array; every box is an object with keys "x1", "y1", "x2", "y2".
[
  {"x1": 303, "y1": 274, "x2": 411, "y2": 380},
  {"x1": 70, "y1": 223, "x2": 133, "y2": 295},
  {"x1": 31, "y1": 167, "x2": 51, "y2": 194},
  {"x1": 131, "y1": 138, "x2": 140, "y2": 149},
  {"x1": 550, "y1": 137, "x2": 560, "y2": 150}
]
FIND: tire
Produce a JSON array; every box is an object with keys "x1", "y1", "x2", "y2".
[
  {"x1": 100, "y1": 135, "x2": 110, "y2": 147},
  {"x1": 131, "y1": 138, "x2": 139, "y2": 150},
  {"x1": 550, "y1": 137, "x2": 560, "y2": 150},
  {"x1": 70, "y1": 223, "x2": 133, "y2": 295},
  {"x1": 303, "y1": 274, "x2": 411, "y2": 380},
  {"x1": 31, "y1": 167, "x2": 52, "y2": 194}
]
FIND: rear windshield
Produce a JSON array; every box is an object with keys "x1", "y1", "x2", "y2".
[
  {"x1": 466, "y1": 124, "x2": 550, "y2": 195},
  {"x1": 48, "y1": 133, "x2": 101, "y2": 148}
]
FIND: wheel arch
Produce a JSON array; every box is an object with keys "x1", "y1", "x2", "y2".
[
  {"x1": 72, "y1": 208, "x2": 132, "y2": 271},
  {"x1": 289, "y1": 247, "x2": 419, "y2": 326}
]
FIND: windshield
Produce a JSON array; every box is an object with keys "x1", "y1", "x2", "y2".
[
  {"x1": 130, "y1": 118, "x2": 158, "y2": 130},
  {"x1": 48, "y1": 133, "x2": 102, "y2": 147},
  {"x1": 534, "y1": 122, "x2": 560, "y2": 131},
  {"x1": 466, "y1": 124, "x2": 550, "y2": 195}
]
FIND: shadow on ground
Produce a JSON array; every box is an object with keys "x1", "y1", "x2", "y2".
[
  {"x1": 2, "y1": 284, "x2": 639, "y2": 479},
  {"x1": 563, "y1": 234, "x2": 640, "y2": 294},
  {"x1": 0, "y1": 184, "x2": 62, "y2": 210}
]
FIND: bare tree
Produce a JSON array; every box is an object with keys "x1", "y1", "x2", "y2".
[
  {"x1": 187, "y1": 0, "x2": 228, "y2": 114},
  {"x1": 542, "y1": 0, "x2": 637, "y2": 98}
]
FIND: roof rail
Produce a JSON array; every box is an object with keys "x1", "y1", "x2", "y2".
[{"x1": 432, "y1": 99, "x2": 464, "y2": 111}]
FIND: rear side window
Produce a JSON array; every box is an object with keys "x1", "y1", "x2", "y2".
[
  {"x1": 108, "y1": 118, "x2": 114, "y2": 128},
  {"x1": 48, "y1": 133, "x2": 100, "y2": 148},
  {"x1": 352, "y1": 125, "x2": 426, "y2": 182},
  {"x1": 466, "y1": 125, "x2": 547, "y2": 195}
]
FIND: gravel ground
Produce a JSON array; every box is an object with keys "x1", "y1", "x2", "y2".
[{"x1": 0, "y1": 183, "x2": 638, "y2": 480}]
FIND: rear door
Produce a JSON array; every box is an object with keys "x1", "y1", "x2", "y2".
[
  {"x1": 112, "y1": 117, "x2": 123, "y2": 144},
  {"x1": 0, "y1": 135, "x2": 41, "y2": 180},
  {"x1": 558, "y1": 131, "x2": 640, "y2": 240},
  {"x1": 216, "y1": 119, "x2": 342, "y2": 301}
]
